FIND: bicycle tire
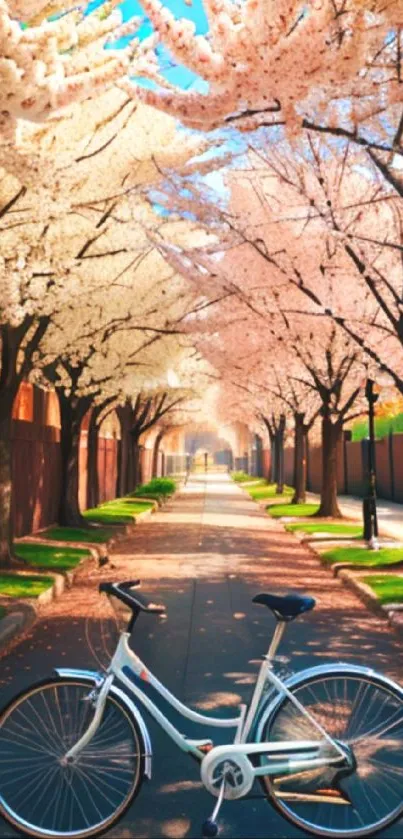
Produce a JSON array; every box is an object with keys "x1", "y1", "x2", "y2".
[
  {"x1": 0, "y1": 677, "x2": 145, "y2": 839},
  {"x1": 257, "y1": 667, "x2": 403, "y2": 837}
]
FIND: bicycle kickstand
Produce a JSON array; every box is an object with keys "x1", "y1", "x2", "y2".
[{"x1": 202, "y1": 779, "x2": 226, "y2": 838}]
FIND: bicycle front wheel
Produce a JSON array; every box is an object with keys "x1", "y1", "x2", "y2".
[
  {"x1": 0, "y1": 678, "x2": 144, "y2": 838},
  {"x1": 258, "y1": 668, "x2": 403, "y2": 837}
]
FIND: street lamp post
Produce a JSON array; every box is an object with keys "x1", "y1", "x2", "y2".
[{"x1": 363, "y1": 379, "x2": 379, "y2": 550}]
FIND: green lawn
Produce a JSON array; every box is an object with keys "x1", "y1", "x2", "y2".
[
  {"x1": 247, "y1": 483, "x2": 294, "y2": 501},
  {"x1": 41, "y1": 526, "x2": 115, "y2": 544},
  {"x1": 84, "y1": 499, "x2": 153, "y2": 525},
  {"x1": 268, "y1": 503, "x2": 320, "y2": 518},
  {"x1": 14, "y1": 542, "x2": 90, "y2": 571},
  {"x1": 362, "y1": 574, "x2": 403, "y2": 605},
  {"x1": 322, "y1": 546, "x2": 403, "y2": 568},
  {"x1": 0, "y1": 574, "x2": 54, "y2": 598},
  {"x1": 286, "y1": 522, "x2": 363, "y2": 537}
]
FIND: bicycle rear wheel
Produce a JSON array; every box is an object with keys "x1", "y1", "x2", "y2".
[
  {"x1": 258, "y1": 669, "x2": 403, "y2": 837},
  {"x1": 0, "y1": 678, "x2": 144, "y2": 838}
]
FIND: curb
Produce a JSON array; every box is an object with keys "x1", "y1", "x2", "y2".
[{"x1": 0, "y1": 602, "x2": 36, "y2": 651}]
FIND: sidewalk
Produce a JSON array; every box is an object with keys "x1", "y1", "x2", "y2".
[
  {"x1": 307, "y1": 491, "x2": 403, "y2": 540},
  {"x1": 1, "y1": 473, "x2": 403, "y2": 839}
]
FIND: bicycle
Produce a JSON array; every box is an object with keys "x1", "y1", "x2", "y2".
[{"x1": 2, "y1": 579, "x2": 403, "y2": 839}]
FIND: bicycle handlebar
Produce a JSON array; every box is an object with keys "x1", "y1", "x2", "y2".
[{"x1": 99, "y1": 580, "x2": 166, "y2": 618}]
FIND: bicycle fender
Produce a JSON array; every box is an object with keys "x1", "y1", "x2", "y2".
[
  {"x1": 253, "y1": 662, "x2": 403, "y2": 744},
  {"x1": 53, "y1": 667, "x2": 152, "y2": 779}
]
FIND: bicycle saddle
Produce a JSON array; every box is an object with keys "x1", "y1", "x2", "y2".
[{"x1": 252, "y1": 592, "x2": 316, "y2": 622}]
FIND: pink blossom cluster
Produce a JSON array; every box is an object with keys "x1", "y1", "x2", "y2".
[{"x1": 121, "y1": 0, "x2": 399, "y2": 131}]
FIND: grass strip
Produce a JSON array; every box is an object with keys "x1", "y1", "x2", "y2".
[
  {"x1": 268, "y1": 503, "x2": 319, "y2": 518},
  {"x1": 230, "y1": 471, "x2": 258, "y2": 483},
  {"x1": 322, "y1": 546, "x2": 403, "y2": 568},
  {"x1": 14, "y1": 542, "x2": 89, "y2": 571},
  {"x1": 248, "y1": 483, "x2": 294, "y2": 500},
  {"x1": 41, "y1": 526, "x2": 115, "y2": 544},
  {"x1": 362, "y1": 574, "x2": 403, "y2": 605},
  {"x1": 0, "y1": 574, "x2": 54, "y2": 598},
  {"x1": 84, "y1": 499, "x2": 153, "y2": 525},
  {"x1": 286, "y1": 522, "x2": 363, "y2": 537}
]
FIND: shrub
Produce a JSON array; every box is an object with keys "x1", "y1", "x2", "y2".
[{"x1": 130, "y1": 477, "x2": 177, "y2": 499}]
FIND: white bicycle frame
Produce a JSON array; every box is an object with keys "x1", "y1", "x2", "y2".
[{"x1": 64, "y1": 621, "x2": 347, "y2": 782}]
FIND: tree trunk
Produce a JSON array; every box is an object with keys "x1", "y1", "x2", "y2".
[
  {"x1": 269, "y1": 431, "x2": 276, "y2": 483},
  {"x1": 292, "y1": 414, "x2": 308, "y2": 504},
  {"x1": 87, "y1": 408, "x2": 101, "y2": 510},
  {"x1": 0, "y1": 403, "x2": 14, "y2": 566},
  {"x1": 316, "y1": 416, "x2": 342, "y2": 518},
  {"x1": 275, "y1": 415, "x2": 286, "y2": 495},
  {"x1": 58, "y1": 395, "x2": 90, "y2": 526}
]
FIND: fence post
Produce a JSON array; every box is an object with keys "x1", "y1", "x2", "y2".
[
  {"x1": 361, "y1": 439, "x2": 368, "y2": 498},
  {"x1": 389, "y1": 431, "x2": 395, "y2": 501},
  {"x1": 343, "y1": 430, "x2": 352, "y2": 495}
]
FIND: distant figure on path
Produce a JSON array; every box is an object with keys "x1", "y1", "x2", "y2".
[{"x1": 204, "y1": 452, "x2": 208, "y2": 472}]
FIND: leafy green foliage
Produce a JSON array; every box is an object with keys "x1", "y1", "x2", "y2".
[
  {"x1": 14, "y1": 542, "x2": 89, "y2": 570},
  {"x1": 0, "y1": 575, "x2": 54, "y2": 598},
  {"x1": 0, "y1": 606, "x2": 6, "y2": 620},
  {"x1": 351, "y1": 413, "x2": 403, "y2": 441},
  {"x1": 362, "y1": 574, "x2": 403, "y2": 605},
  {"x1": 268, "y1": 503, "x2": 319, "y2": 518},
  {"x1": 322, "y1": 546, "x2": 403, "y2": 567}
]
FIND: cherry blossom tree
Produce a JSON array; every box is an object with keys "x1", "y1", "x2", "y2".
[
  {"x1": 26, "y1": 245, "x2": 195, "y2": 527},
  {"x1": 153, "y1": 161, "x2": 370, "y2": 517},
  {"x1": 0, "y1": 78, "x2": 211, "y2": 562},
  {"x1": 246, "y1": 135, "x2": 403, "y2": 396}
]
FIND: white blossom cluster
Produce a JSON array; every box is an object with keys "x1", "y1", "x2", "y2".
[{"x1": 0, "y1": 0, "x2": 156, "y2": 143}]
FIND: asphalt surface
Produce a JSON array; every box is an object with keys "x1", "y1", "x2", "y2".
[{"x1": 2, "y1": 474, "x2": 403, "y2": 838}]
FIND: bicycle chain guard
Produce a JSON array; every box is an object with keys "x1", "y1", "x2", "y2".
[{"x1": 201, "y1": 750, "x2": 254, "y2": 800}]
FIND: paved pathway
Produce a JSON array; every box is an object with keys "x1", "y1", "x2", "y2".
[{"x1": 2, "y1": 474, "x2": 403, "y2": 838}]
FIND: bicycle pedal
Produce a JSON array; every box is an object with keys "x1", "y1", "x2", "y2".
[{"x1": 202, "y1": 819, "x2": 219, "y2": 838}]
